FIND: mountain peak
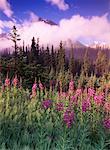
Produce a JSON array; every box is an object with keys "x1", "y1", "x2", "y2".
[{"x1": 38, "y1": 17, "x2": 57, "y2": 26}]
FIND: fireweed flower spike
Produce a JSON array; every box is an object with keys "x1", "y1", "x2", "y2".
[
  {"x1": 82, "y1": 98, "x2": 91, "y2": 112},
  {"x1": 88, "y1": 88, "x2": 95, "y2": 97},
  {"x1": 70, "y1": 95, "x2": 77, "y2": 105},
  {"x1": 42, "y1": 99, "x2": 52, "y2": 109},
  {"x1": 56, "y1": 102, "x2": 64, "y2": 111},
  {"x1": 63, "y1": 108, "x2": 75, "y2": 128},
  {"x1": 94, "y1": 93, "x2": 104, "y2": 106},
  {"x1": 75, "y1": 88, "x2": 82, "y2": 97},
  {"x1": 103, "y1": 118, "x2": 110, "y2": 129},
  {"x1": 5, "y1": 76, "x2": 10, "y2": 87},
  {"x1": 69, "y1": 80, "x2": 74, "y2": 94},
  {"x1": 61, "y1": 92, "x2": 67, "y2": 99},
  {"x1": 32, "y1": 83, "x2": 37, "y2": 91},
  {"x1": 39, "y1": 81, "x2": 44, "y2": 91},
  {"x1": 103, "y1": 102, "x2": 110, "y2": 113},
  {"x1": 31, "y1": 82, "x2": 37, "y2": 98},
  {"x1": 12, "y1": 75, "x2": 18, "y2": 87}
]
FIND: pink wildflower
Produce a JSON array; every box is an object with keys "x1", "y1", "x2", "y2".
[
  {"x1": 31, "y1": 82, "x2": 37, "y2": 98},
  {"x1": 94, "y1": 93, "x2": 104, "y2": 106},
  {"x1": 103, "y1": 102, "x2": 110, "y2": 113},
  {"x1": 63, "y1": 108, "x2": 75, "y2": 128},
  {"x1": 42, "y1": 99, "x2": 52, "y2": 109},
  {"x1": 70, "y1": 95, "x2": 77, "y2": 105},
  {"x1": 61, "y1": 92, "x2": 67, "y2": 99},
  {"x1": 12, "y1": 76, "x2": 18, "y2": 87},
  {"x1": 5, "y1": 77, "x2": 10, "y2": 87},
  {"x1": 103, "y1": 118, "x2": 110, "y2": 129},
  {"x1": 32, "y1": 83, "x2": 37, "y2": 91},
  {"x1": 88, "y1": 88, "x2": 95, "y2": 97},
  {"x1": 69, "y1": 80, "x2": 74, "y2": 92},
  {"x1": 56, "y1": 102, "x2": 64, "y2": 111},
  {"x1": 82, "y1": 98, "x2": 91, "y2": 112},
  {"x1": 75, "y1": 88, "x2": 82, "y2": 97},
  {"x1": 39, "y1": 82, "x2": 44, "y2": 90}
]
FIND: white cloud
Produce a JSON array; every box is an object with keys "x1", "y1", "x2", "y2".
[
  {"x1": 0, "y1": 13, "x2": 110, "y2": 49},
  {"x1": 18, "y1": 13, "x2": 110, "y2": 47},
  {"x1": 46, "y1": 0, "x2": 69, "y2": 10},
  {"x1": 29, "y1": 12, "x2": 39, "y2": 22},
  {"x1": 0, "y1": 0, "x2": 13, "y2": 18}
]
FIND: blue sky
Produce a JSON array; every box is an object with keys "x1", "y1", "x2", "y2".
[
  {"x1": 0, "y1": 0, "x2": 110, "y2": 23},
  {"x1": 0, "y1": 0, "x2": 110, "y2": 48}
]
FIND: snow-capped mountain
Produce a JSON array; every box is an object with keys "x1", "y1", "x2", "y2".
[
  {"x1": 90, "y1": 41, "x2": 110, "y2": 49},
  {"x1": 38, "y1": 17, "x2": 57, "y2": 26},
  {"x1": 72, "y1": 41, "x2": 86, "y2": 48}
]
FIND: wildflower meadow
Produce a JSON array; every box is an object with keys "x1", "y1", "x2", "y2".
[{"x1": 0, "y1": 75, "x2": 110, "y2": 150}]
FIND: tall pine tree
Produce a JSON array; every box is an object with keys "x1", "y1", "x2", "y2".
[
  {"x1": 69, "y1": 44, "x2": 74, "y2": 76},
  {"x1": 81, "y1": 49, "x2": 90, "y2": 77},
  {"x1": 30, "y1": 37, "x2": 36, "y2": 63},
  {"x1": 95, "y1": 50, "x2": 108, "y2": 76},
  {"x1": 10, "y1": 25, "x2": 21, "y2": 67},
  {"x1": 57, "y1": 41, "x2": 65, "y2": 73}
]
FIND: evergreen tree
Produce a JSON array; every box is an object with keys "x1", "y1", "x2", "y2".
[
  {"x1": 50, "y1": 45, "x2": 56, "y2": 70},
  {"x1": 25, "y1": 46, "x2": 30, "y2": 64},
  {"x1": 95, "y1": 50, "x2": 108, "y2": 76},
  {"x1": 10, "y1": 26, "x2": 21, "y2": 66},
  {"x1": 22, "y1": 40, "x2": 25, "y2": 54},
  {"x1": 69, "y1": 45, "x2": 74, "y2": 76},
  {"x1": 31, "y1": 37, "x2": 36, "y2": 62},
  {"x1": 82, "y1": 49, "x2": 90, "y2": 77},
  {"x1": 43, "y1": 46, "x2": 51, "y2": 80},
  {"x1": 57, "y1": 41, "x2": 65, "y2": 73},
  {"x1": 36, "y1": 38, "x2": 40, "y2": 63}
]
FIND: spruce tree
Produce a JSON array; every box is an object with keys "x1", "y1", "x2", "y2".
[
  {"x1": 30, "y1": 37, "x2": 36, "y2": 63},
  {"x1": 69, "y1": 44, "x2": 74, "y2": 76},
  {"x1": 51, "y1": 45, "x2": 56, "y2": 69},
  {"x1": 95, "y1": 50, "x2": 108, "y2": 76},
  {"x1": 57, "y1": 41, "x2": 65, "y2": 73},
  {"x1": 36, "y1": 38, "x2": 40, "y2": 63},
  {"x1": 82, "y1": 49, "x2": 90, "y2": 77},
  {"x1": 10, "y1": 25, "x2": 21, "y2": 66}
]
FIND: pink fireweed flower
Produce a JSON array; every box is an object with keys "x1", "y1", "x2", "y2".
[
  {"x1": 103, "y1": 102, "x2": 110, "y2": 113},
  {"x1": 32, "y1": 83, "x2": 37, "y2": 91},
  {"x1": 12, "y1": 76, "x2": 18, "y2": 87},
  {"x1": 61, "y1": 92, "x2": 67, "y2": 99},
  {"x1": 103, "y1": 118, "x2": 110, "y2": 129},
  {"x1": 70, "y1": 95, "x2": 77, "y2": 105},
  {"x1": 69, "y1": 80, "x2": 74, "y2": 92},
  {"x1": 5, "y1": 77, "x2": 10, "y2": 87},
  {"x1": 31, "y1": 83, "x2": 37, "y2": 98},
  {"x1": 75, "y1": 88, "x2": 82, "y2": 97},
  {"x1": 63, "y1": 109, "x2": 75, "y2": 128},
  {"x1": 94, "y1": 93, "x2": 104, "y2": 106},
  {"x1": 56, "y1": 102, "x2": 64, "y2": 111},
  {"x1": 88, "y1": 88, "x2": 95, "y2": 97},
  {"x1": 42, "y1": 99, "x2": 52, "y2": 109},
  {"x1": 82, "y1": 98, "x2": 91, "y2": 112},
  {"x1": 39, "y1": 82, "x2": 44, "y2": 90}
]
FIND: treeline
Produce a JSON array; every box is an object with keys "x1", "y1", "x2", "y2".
[{"x1": 0, "y1": 26, "x2": 110, "y2": 88}]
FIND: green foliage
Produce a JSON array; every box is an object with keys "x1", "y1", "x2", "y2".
[{"x1": 0, "y1": 75, "x2": 109, "y2": 149}]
